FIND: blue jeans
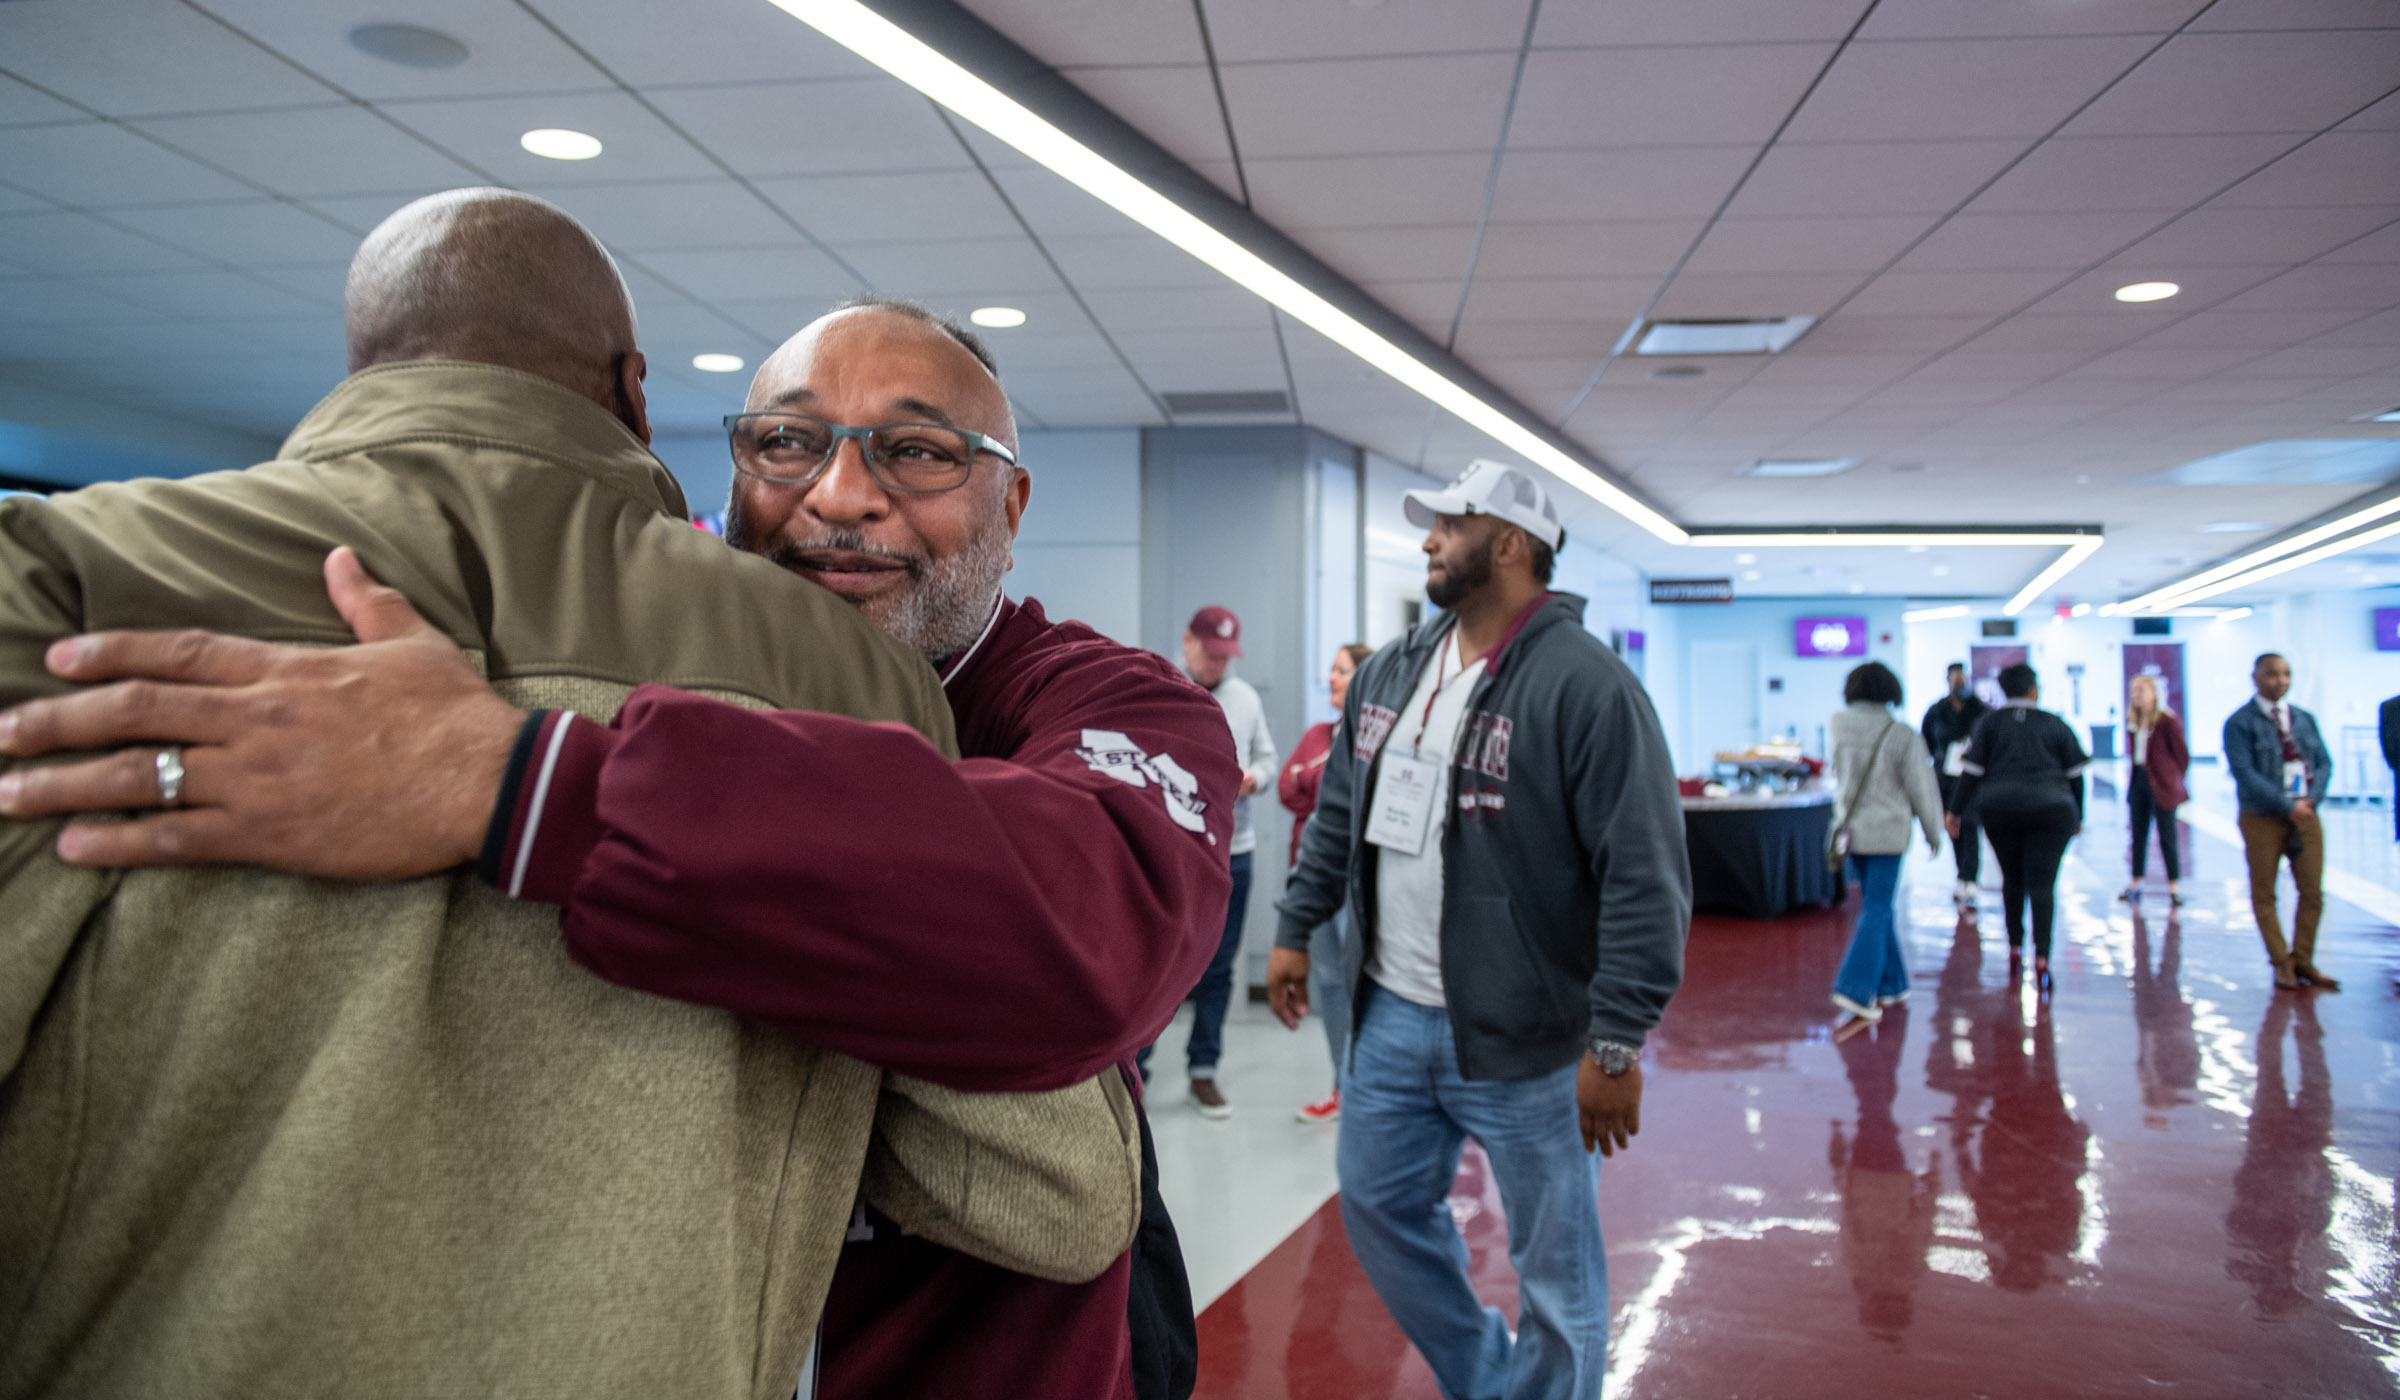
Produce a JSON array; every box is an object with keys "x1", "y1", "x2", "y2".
[
  {"x1": 1338, "y1": 989, "x2": 1607, "y2": 1400},
  {"x1": 1308, "y1": 907, "x2": 1352, "y2": 1091},
  {"x1": 1833, "y1": 853, "x2": 1909, "y2": 1007},
  {"x1": 1183, "y1": 851, "x2": 1252, "y2": 1075}
]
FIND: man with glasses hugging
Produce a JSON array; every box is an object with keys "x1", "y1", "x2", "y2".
[{"x1": 2, "y1": 294, "x2": 1240, "y2": 1398}]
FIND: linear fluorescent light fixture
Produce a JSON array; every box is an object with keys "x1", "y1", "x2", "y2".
[
  {"x1": 1903, "y1": 604, "x2": 1971, "y2": 622},
  {"x1": 2107, "y1": 491, "x2": 2400, "y2": 613},
  {"x1": 2001, "y1": 537, "x2": 2104, "y2": 617},
  {"x1": 1682, "y1": 528, "x2": 2101, "y2": 617},
  {"x1": 2137, "y1": 515, "x2": 2400, "y2": 609},
  {"x1": 1634, "y1": 317, "x2": 1816, "y2": 356},
  {"x1": 2376, "y1": 409, "x2": 2400, "y2": 423},
  {"x1": 767, "y1": 0, "x2": 1686, "y2": 545},
  {"x1": 1741, "y1": 458, "x2": 1857, "y2": 478}
]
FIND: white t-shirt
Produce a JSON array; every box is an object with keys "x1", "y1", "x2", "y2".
[{"x1": 1369, "y1": 630, "x2": 1486, "y2": 1008}]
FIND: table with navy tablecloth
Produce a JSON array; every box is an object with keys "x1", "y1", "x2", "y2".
[{"x1": 1682, "y1": 789, "x2": 1843, "y2": 920}]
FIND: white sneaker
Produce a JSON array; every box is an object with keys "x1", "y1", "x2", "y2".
[
  {"x1": 1953, "y1": 880, "x2": 1976, "y2": 905},
  {"x1": 1831, "y1": 993, "x2": 1883, "y2": 1022},
  {"x1": 1876, "y1": 991, "x2": 1911, "y2": 1007}
]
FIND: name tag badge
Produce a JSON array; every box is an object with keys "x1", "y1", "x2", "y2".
[
  {"x1": 2284, "y1": 760, "x2": 2308, "y2": 796},
  {"x1": 1366, "y1": 754, "x2": 1441, "y2": 857}
]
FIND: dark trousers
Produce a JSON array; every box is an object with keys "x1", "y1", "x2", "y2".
[
  {"x1": 1983, "y1": 806, "x2": 2075, "y2": 958},
  {"x1": 1937, "y1": 774, "x2": 1981, "y2": 883},
  {"x1": 2128, "y1": 766, "x2": 2181, "y2": 881},
  {"x1": 1138, "y1": 851, "x2": 1251, "y2": 1078}
]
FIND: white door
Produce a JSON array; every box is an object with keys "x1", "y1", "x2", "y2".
[{"x1": 1689, "y1": 640, "x2": 1761, "y2": 757}]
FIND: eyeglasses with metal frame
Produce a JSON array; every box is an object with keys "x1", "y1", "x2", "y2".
[{"x1": 723, "y1": 411, "x2": 1017, "y2": 495}]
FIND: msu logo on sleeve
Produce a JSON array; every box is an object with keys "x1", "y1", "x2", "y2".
[{"x1": 1077, "y1": 729, "x2": 1210, "y2": 834}]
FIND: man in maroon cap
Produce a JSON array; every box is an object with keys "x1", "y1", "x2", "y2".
[{"x1": 1140, "y1": 606, "x2": 1280, "y2": 1116}]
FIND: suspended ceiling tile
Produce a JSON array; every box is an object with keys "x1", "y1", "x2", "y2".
[
  {"x1": 95, "y1": 267, "x2": 345, "y2": 320},
  {"x1": 2302, "y1": 306, "x2": 2400, "y2": 349},
  {"x1": 1223, "y1": 53, "x2": 1519, "y2": 159},
  {"x1": 4, "y1": 120, "x2": 265, "y2": 208},
  {"x1": 2114, "y1": 203, "x2": 2400, "y2": 269},
  {"x1": 130, "y1": 106, "x2": 484, "y2": 199},
  {"x1": 532, "y1": 0, "x2": 882, "y2": 85},
  {"x1": 1969, "y1": 133, "x2": 2303, "y2": 213},
  {"x1": 0, "y1": 74, "x2": 85, "y2": 127},
  {"x1": 963, "y1": 0, "x2": 1206, "y2": 68},
  {"x1": 1353, "y1": 278, "x2": 1461, "y2": 334},
  {"x1": 1053, "y1": 65, "x2": 1233, "y2": 173},
  {"x1": 2315, "y1": 218, "x2": 2400, "y2": 264},
  {"x1": 2212, "y1": 131, "x2": 2400, "y2": 208},
  {"x1": 2342, "y1": 91, "x2": 2400, "y2": 132},
  {"x1": 828, "y1": 236, "x2": 1062, "y2": 297},
  {"x1": 632, "y1": 244, "x2": 863, "y2": 303},
  {"x1": 1201, "y1": 0, "x2": 1532, "y2": 62},
  {"x1": 537, "y1": 180, "x2": 802, "y2": 253},
  {"x1": 2064, "y1": 31, "x2": 2400, "y2": 138},
  {"x1": 1034, "y1": 233, "x2": 1224, "y2": 291},
  {"x1": 1248, "y1": 152, "x2": 1495, "y2": 229},
  {"x1": 2129, "y1": 306, "x2": 2365, "y2": 349},
  {"x1": 2213, "y1": 262, "x2": 2400, "y2": 314},
  {"x1": 979, "y1": 162, "x2": 1151, "y2": 242},
  {"x1": 0, "y1": 210, "x2": 210, "y2": 276},
  {"x1": 242, "y1": 261, "x2": 350, "y2": 305},
  {"x1": 1078, "y1": 285, "x2": 1271, "y2": 331},
  {"x1": 1967, "y1": 310, "x2": 2168, "y2": 352},
  {"x1": 1451, "y1": 320, "x2": 1622, "y2": 360},
  {"x1": 1726, "y1": 140, "x2": 2025, "y2": 218},
  {"x1": 751, "y1": 170, "x2": 1024, "y2": 243},
  {"x1": 1300, "y1": 224, "x2": 1479, "y2": 285},
  {"x1": 1857, "y1": 0, "x2": 2210, "y2": 39},
  {"x1": 101, "y1": 199, "x2": 364, "y2": 268},
  {"x1": 1681, "y1": 215, "x2": 1932, "y2": 275},
  {"x1": 643, "y1": 79, "x2": 972, "y2": 180},
  {"x1": 1456, "y1": 275, "x2": 1659, "y2": 322},
  {"x1": 1471, "y1": 220, "x2": 1703, "y2": 279},
  {"x1": 1797, "y1": 314, "x2": 1987, "y2": 353},
  {"x1": 1649, "y1": 271, "x2": 1864, "y2": 318},
  {"x1": 1786, "y1": 36, "x2": 2154, "y2": 143},
  {"x1": 1536, "y1": 0, "x2": 1870, "y2": 46},
  {"x1": 0, "y1": 0, "x2": 334, "y2": 118},
  {"x1": 376, "y1": 92, "x2": 719, "y2": 186},
  {"x1": 0, "y1": 276, "x2": 155, "y2": 325},
  {"x1": 2075, "y1": 346, "x2": 2267, "y2": 380},
  {"x1": 2237, "y1": 345, "x2": 2400, "y2": 380},
  {"x1": 197, "y1": 0, "x2": 610, "y2": 101},
  {"x1": 0, "y1": 185, "x2": 53, "y2": 216},
  {"x1": 1492, "y1": 146, "x2": 1760, "y2": 222},
  {"x1": 1511, "y1": 44, "x2": 1836, "y2": 149},
  {"x1": 1893, "y1": 210, "x2": 2162, "y2": 272}
]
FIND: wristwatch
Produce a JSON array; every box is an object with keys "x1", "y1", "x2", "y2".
[{"x1": 1589, "y1": 1039, "x2": 1641, "y2": 1077}]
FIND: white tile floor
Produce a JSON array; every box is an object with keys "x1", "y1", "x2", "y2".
[{"x1": 1146, "y1": 998, "x2": 1344, "y2": 1309}]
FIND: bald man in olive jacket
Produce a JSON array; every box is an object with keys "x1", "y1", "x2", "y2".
[{"x1": 0, "y1": 190, "x2": 1137, "y2": 1399}]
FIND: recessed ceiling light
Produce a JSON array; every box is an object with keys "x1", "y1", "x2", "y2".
[
  {"x1": 1847, "y1": 584, "x2": 1866, "y2": 594},
  {"x1": 2114, "y1": 281, "x2": 2180, "y2": 303},
  {"x1": 1635, "y1": 317, "x2": 1816, "y2": 356},
  {"x1": 2217, "y1": 607, "x2": 2253, "y2": 622},
  {"x1": 692, "y1": 353, "x2": 745, "y2": 373},
  {"x1": 2372, "y1": 408, "x2": 2400, "y2": 423},
  {"x1": 2201, "y1": 521, "x2": 2268, "y2": 533},
  {"x1": 1734, "y1": 553, "x2": 1756, "y2": 565},
  {"x1": 2070, "y1": 603, "x2": 2092, "y2": 617},
  {"x1": 1931, "y1": 565, "x2": 1951, "y2": 576},
  {"x1": 1906, "y1": 544, "x2": 1927, "y2": 554},
  {"x1": 1741, "y1": 570, "x2": 1762, "y2": 581},
  {"x1": 348, "y1": 22, "x2": 469, "y2": 68},
  {"x1": 969, "y1": 306, "x2": 1027, "y2": 328},
  {"x1": 1741, "y1": 458, "x2": 1857, "y2": 478},
  {"x1": 1648, "y1": 364, "x2": 1705, "y2": 381},
  {"x1": 521, "y1": 128, "x2": 602, "y2": 160}
]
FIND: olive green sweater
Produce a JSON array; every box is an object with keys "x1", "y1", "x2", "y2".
[{"x1": 0, "y1": 362, "x2": 1138, "y2": 1399}]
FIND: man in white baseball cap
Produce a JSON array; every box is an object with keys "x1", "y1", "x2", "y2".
[{"x1": 1401, "y1": 459, "x2": 1566, "y2": 560}]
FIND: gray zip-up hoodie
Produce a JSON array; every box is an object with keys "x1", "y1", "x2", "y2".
[{"x1": 1275, "y1": 593, "x2": 1690, "y2": 1080}]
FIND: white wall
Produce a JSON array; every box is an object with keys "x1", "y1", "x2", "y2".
[
  {"x1": 1655, "y1": 596, "x2": 1910, "y2": 771},
  {"x1": 2262, "y1": 586, "x2": 2400, "y2": 798},
  {"x1": 1006, "y1": 428, "x2": 1143, "y2": 644}
]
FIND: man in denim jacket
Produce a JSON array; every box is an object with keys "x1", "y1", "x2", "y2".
[{"x1": 2224, "y1": 652, "x2": 2338, "y2": 991}]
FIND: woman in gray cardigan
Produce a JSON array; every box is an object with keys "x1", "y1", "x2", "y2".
[{"x1": 1829, "y1": 662, "x2": 1946, "y2": 1036}]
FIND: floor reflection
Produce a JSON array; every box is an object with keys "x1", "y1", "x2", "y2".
[
  {"x1": 2226, "y1": 996, "x2": 2337, "y2": 1319},
  {"x1": 2128, "y1": 910, "x2": 2201, "y2": 1125},
  {"x1": 1831, "y1": 1005, "x2": 1936, "y2": 1340}
]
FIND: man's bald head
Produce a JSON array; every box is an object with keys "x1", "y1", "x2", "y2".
[{"x1": 346, "y1": 189, "x2": 644, "y2": 428}]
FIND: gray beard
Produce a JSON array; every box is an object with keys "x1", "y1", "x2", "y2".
[{"x1": 729, "y1": 502, "x2": 1009, "y2": 662}]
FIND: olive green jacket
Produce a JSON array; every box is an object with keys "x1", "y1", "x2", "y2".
[{"x1": 0, "y1": 362, "x2": 1138, "y2": 1400}]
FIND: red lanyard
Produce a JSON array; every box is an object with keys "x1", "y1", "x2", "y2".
[{"x1": 1410, "y1": 633, "x2": 1471, "y2": 755}]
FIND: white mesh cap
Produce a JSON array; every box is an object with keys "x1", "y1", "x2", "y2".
[{"x1": 1401, "y1": 460, "x2": 1564, "y2": 550}]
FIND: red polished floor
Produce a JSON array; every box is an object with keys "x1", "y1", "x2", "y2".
[{"x1": 1197, "y1": 785, "x2": 2400, "y2": 1399}]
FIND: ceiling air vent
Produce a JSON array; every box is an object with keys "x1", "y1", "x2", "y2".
[
  {"x1": 1633, "y1": 317, "x2": 1816, "y2": 356},
  {"x1": 1163, "y1": 391, "x2": 1291, "y2": 415}
]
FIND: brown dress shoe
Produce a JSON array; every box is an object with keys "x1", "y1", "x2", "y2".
[
  {"x1": 2295, "y1": 964, "x2": 2342, "y2": 992},
  {"x1": 2272, "y1": 961, "x2": 2301, "y2": 991}
]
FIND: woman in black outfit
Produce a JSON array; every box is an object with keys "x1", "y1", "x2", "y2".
[{"x1": 1947, "y1": 663, "x2": 2088, "y2": 992}]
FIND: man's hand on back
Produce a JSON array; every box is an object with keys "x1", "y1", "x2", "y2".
[
  {"x1": 0, "y1": 547, "x2": 519, "y2": 879},
  {"x1": 1577, "y1": 1056, "x2": 1641, "y2": 1158}
]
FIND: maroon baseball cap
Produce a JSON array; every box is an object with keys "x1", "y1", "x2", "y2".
[{"x1": 1188, "y1": 605, "x2": 1243, "y2": 658}]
